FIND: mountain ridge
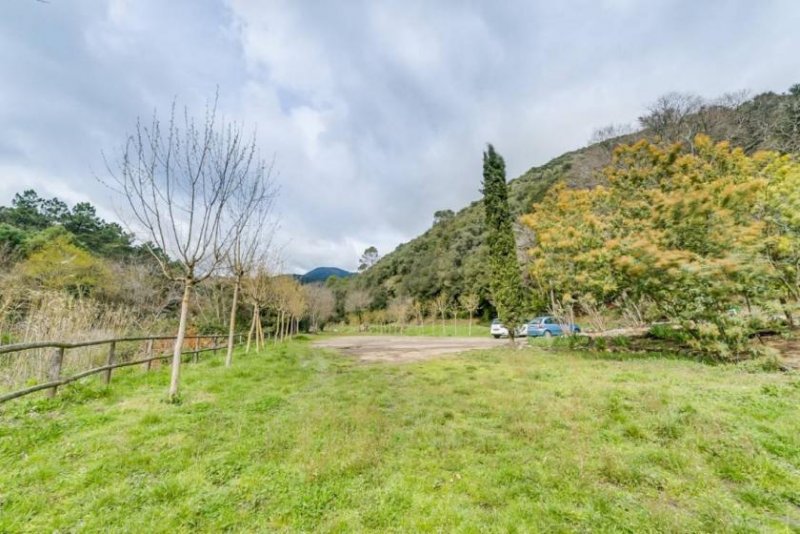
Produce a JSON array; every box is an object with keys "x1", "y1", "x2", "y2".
[{"x1": 299, "y1": 266, "x2": 354, "y2": 284}]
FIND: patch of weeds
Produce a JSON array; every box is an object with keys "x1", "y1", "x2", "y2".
[
  {"x1": 643, "y1": 448, "x2": 688, "y2": 474},
  {"x1": 598, "y1": 455, "x2": 644, "y2": 487},
  {"x1": 206, "y1": 459, "x2": 245, "y2": 486},
  {"x1": 649, "y1": 324, "x2": 688, "y2": 343},
  {"x1": 736, "y1": 487, "x2": 781, "y2": 511},
  {"x1": 604, "y1": 391, "x2": 631, "y2": 424},
  {"x1": 163, "y1": 394, "x2": 183, "y2": 406},
  {"x1": 440, "y1": 410, "x2": 455, "y2": 423},
  {"x1": 149, "y1": 479, "x2": 188, "y2": 502},
  {"x1": 58, "y1": 382, "x2": 112, "y2": 405},
  {"x1": 622, "y1": 423, "x2": 648, "y2": 441},
  {"x1": 139, "y1": 413, "x2": 162, "y2": 425},
  {"x1": 761, "y1": 384, "x2": 781, "y2": 397},
  {"x1": 655, "y1": 406, "x2": 696, "y2": 442},
  {"x1": 247, "y1": 395, "x2": 286, "y2": 413}
]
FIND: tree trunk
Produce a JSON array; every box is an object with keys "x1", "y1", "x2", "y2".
[
  {"x1": 246, "y1": 303, "x2": 257, "y2": 353},
  {"x1": 169, "y1": 279, "x2": 193, "y2": 400},
  {"x1": 468, "y1": 314, "x2": 473, "y2": 336},
  {"x1": 780, "y1": 296, "x2": 795, "y2": 328},
  {"x1": 258, "y1": 311, "x2": 265, "y2": 347},
  {"x1": 225, "y1": 276, "x2": 241, "y2": 367}
]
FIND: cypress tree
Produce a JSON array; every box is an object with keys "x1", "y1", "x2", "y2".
[{"x1": 482, "y1": 144, "x2": 525, "y2": 341}]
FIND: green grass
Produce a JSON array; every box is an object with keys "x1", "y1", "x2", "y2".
[
  {"x1": 328, "y1": 319, "x2": 490, "y2": 337},
  {"x1": 2, "y1": 341, "x2": 800, "y2": 532}
]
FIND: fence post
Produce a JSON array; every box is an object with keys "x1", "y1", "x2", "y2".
[
  {"x1": 104, "y1": 341, "x2": 116, "y2": 386},
  {"x1": 144, "y1": 338, "x2": 154, "y2": 371},
  {"x1": 193, "y1": 337, "x2": 200, "y2": 363},
  {"x1": 46, "y1": 347, "x2": 65, "y2": 398}
]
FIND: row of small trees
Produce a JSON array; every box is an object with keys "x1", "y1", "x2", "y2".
[{"x1": 340, "y1": 293, "x2": 482, "y2": 334}]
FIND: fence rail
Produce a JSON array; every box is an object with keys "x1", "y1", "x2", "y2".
[{"x1": 0, "y1": 333, "x2": 245, "y2": 404}]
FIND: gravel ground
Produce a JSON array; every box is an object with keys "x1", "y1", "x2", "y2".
[{"x1": 313, "y1": 335, "x2": 508, "y2": 363}]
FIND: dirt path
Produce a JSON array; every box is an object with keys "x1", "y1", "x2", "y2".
[{"x1": 313, "y1": 335, "x2": 507, "y2": 363}]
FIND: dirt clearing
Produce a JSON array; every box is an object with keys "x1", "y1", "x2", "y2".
[{"x1": 313, "y1": 335, "x2": 506, "y2": 363}]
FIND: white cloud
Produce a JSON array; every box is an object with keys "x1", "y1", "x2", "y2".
[{"x1": 1, "y1": 0, "x2": 800, "y2": 273}]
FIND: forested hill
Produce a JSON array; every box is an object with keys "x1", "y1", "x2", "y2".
[
  {"x1": 299, "y1": 267, "x2": 354, "y2": 284},
  {"x1": 354, "y1": 86, "x2": 800, "y2": 314}
]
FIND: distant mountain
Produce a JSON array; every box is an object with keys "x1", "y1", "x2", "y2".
[{"x1": 299, "y1": 267, "x2": 354, "y2": 284}]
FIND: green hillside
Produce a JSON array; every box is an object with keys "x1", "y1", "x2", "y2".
[{"x1": 354, "y1": 87, "x2": 800, "y2": 315}]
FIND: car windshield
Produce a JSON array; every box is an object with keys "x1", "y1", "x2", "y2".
[
  {"x1": 530, "y1": 317, "x2": 545, "y2": 324},
  {"x1": 491, "y1": 318, "x2": 501, "y2": 325}
]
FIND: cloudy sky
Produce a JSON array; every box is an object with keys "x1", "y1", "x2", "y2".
[{"x1": 2, "y1": 1, "x2": 799, "y2": 272}]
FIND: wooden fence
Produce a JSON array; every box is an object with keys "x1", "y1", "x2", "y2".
[{"x1": 0, "y1": 333, "x2": 244, "y2": 404}]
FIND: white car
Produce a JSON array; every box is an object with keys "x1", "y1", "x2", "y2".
[{"x1": 490, "y1": 318, "x2": 528, "y2": 338}]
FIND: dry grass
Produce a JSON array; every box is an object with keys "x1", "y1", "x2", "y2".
[{"x1": 0, "y1": 291, "x2": 153, "y2": 392}]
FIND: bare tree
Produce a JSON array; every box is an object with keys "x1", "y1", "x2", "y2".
[
  {"x1": 242, "y1": 266, "x2": 273, "y2": 352},
  {"x1": 286, "y1": 283, "x2": 307, "y2": 338},
  {"x1": 304, "y1": 284, "x2": 335, "y2": 332},
  {"x1": 224, "y1": 163, "x2": 278, "y2": 367},
  {"x1": 412, "y1": 298, "x2": 425, "y2": 327},
  {"x1": 345, "y1": 289, "x2": 371, "y2": 328},
  {"x1": 459, "y1": 293, "x2": 480, "y2": 336},
  {"x1": 588, "y1": 123, "x2": 635, "y2": 147},
  {"x1": 432, "y1": 293, "x2": 449, "y2": 336},
  {"x1": 638, "y1": 92, "x2": 710, "y2": 151},
  {"x1": 269, "y1": 275, "x2": 303, "y2": 341},
  {"x1": 107, "y1": 96, "x2": 260, "y2": 400},
  {"x1": 388, "y1": 297, "x2": 411, "y2": 334}
]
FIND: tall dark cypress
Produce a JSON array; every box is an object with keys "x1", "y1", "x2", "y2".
[{"x1": 482, "y1": 144, "x2": 525, "y2": 340}]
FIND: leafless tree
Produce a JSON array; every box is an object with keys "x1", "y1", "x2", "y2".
[
  {"x1": 107, "y1": 95, "x2": 266, "y2": 400},
  {"x1": 639, "y1": 92, "x2": 706, "y2": 149},
  {"x1": 345, "y1": 289, "x2": 371, "y2": 327},
  {"x1": 588, "y1": 123, "x2": 635, "y2": 147},
  {"x1": 242, "y1": 266, "x2": 273, "y2": 352},
  {"x1": 304, "y1": 284, "x2": 335, "y2": 332},
  {"x1": 459, "y1": 293, "x2": 480, "y2": 336},
  {"x1": 412, "y1": 298, "x2": 425, "y2": 326},
  {"x1": 223, "y1": 160, "x2": 278, "y2": 367},
  {"x1": 432, "y1": 293, "x2": 449, "y2": 336},
  {"x1": 388, "y1": 297, "x2": 411, "y2": 334}
]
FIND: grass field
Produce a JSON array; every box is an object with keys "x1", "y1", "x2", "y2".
[{"x1": 1, "y1": 339, "x2": 800, "y2": 532}]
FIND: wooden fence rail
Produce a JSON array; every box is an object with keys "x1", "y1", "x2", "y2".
[{"x1": 0, "y1": 333, "x2": 245, "y2": 404}]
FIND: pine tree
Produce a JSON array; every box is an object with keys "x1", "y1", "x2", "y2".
[{"x1": 482, "y1": 144, "x2": 525, "y2": 341}]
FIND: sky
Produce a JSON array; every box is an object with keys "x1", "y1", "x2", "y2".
[{"x1": 2, "y1": 0, "x2": 800, "y2": 273}]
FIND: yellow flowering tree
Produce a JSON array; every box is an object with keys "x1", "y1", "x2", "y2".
[{"x1": 523, "y1": 135, "x2": 800, "y2": 358}]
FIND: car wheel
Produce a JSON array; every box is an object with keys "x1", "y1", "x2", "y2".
[
  {"x1": 492, "y1": 334, "x2": 501, "y2": 339},
  {"x1": 543, "y1": 330, "x2": 552, "y2": 338}
]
